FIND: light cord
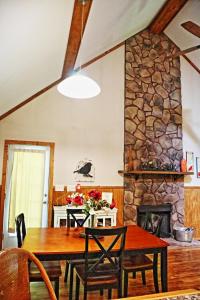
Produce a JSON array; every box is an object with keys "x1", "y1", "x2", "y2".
[{"x1": 79, "y1": 0, "x2": 86, "y2": 72}]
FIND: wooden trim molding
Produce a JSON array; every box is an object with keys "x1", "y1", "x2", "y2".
[
  {"x1": 0, "y1": 140, "x2": 55, "y2": 249},
  {"x1": 168, "y1": 45, "x2": 200, "y2": 59},
  {"x1": 149, "y1": 0, "x2": 189, "y2": 34},
  {"x1": 182, "y1": 54, "x2": 200, "y2": 75},
  {"x1": 0, "y1": 143, "x2": 8, "y2": 248},
  {"x1": 75, "y1": 42, "x2": 125, "y2": 72},
  {"x1": 184, "y1": 186, "x2": 200, "y2": 189},
  {"x1": 0, "y1": 78, "x2": 61, "y2": 121}
]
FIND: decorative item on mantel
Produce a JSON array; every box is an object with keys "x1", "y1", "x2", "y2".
[
  {"x1": 186, "y1": 151, "x2": 194, "y2": 172},
  {"x1": 180, "y1": 158, "x2": 187, "y2": 172},
  {"x1": 140, "y1": 159, "x2": 177, "y2": 171},
  {"x1": 196, "y1": 157, "x2": 200, "y2": 178},
  {"x1": 118, "y1": 157, "x2": 195, "y2": 178}
]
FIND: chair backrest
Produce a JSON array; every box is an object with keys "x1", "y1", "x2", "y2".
[
  {"x1": 84, "y1": 226, "x2": 127, "y2": 278},
  {"x1": 0, "y1": 248, "x2": 57, "y2": 300},
  {"x1": 15, "y1": 213, "x2": 26, "y2": 247},
  {"x1": 66, "y1": 208, "x2": 90, "y2": 227}
]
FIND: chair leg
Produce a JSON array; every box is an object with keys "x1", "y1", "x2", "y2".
[
  {"x1": 141, "y1": 270, "x2": 146, "y2": 285},
  {"x1": 54, "y1": 278, "x2": 59, "y2": 300},
  {"x1": 153, "y1": 254, "x2": 159, "y2": 293},
  {"x1": 83, "y1": 286, "x2": 87, "y2": 300},
  {"x1": 118, "y1": 273, "x2": 123, "y2": 298},
  {"x1": 69, "y1": 264, "x2": 74, "y2": 300},
  {"x1": 75, "y1": 275, "x2": 80, "y2": 300},
  {"x1": 108, "y1": 288, "x2": 112, "y2": 299},
  {"x1": 123, "y1": 271, "x2": 128, "y2": 297},
  {"x1": 64, "y1": 261, "x2": 69, "y2": 282},
  {"x1": 132, "y1": 271, "x2": 136, "y2": 278}
]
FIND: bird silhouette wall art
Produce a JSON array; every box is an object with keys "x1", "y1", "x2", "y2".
[{"x1": 73, "y1": 159, "x2": 95, "y2": 182}]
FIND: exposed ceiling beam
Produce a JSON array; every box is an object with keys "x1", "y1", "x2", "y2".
[
  {"x1": 0, "y1": 0, "x2": 94, "y2": 121},
  {"x1": 149, "y1": 0, "x2": 189, "y2": 34},
  {"x1": 0, "y1": 41, "x2": 125, "y2": 121},
  {"x1": 0, "y1": 0, "x2": 192, "y2": 121},
  {"x1": 62, "y1": 0, "x2": 93, "y2": 78}
]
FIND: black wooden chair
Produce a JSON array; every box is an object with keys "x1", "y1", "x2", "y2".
[
  {"x1": 74, "y1": 226, "x2": 127, "y2": 300},
  {"x1": 120, "y1": 212, "x2": 161, "y2": 297},
  {"x1": 65, "y1": 208, "x2": 91, "y2": 300},
  {"x1": 15, "y1": 213, "x2": 62, "y2": 299},
  {"x1": 66, "y1": 208, "x2": 90, "y2": 228},
  {"x1": 122, "y1": 253, "x2": 159, "y2": 297}
]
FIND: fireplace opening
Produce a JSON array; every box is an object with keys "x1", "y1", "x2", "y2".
[{"x1": 137, "y1": 203, "x2": 172, "y2": 238}]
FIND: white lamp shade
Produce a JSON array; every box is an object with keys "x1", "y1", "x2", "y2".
[{"x1": 57, "y1": 73, "x2": 101, "y2": 99}]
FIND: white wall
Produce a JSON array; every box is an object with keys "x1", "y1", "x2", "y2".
[
  {"x1": 0, "y1": 0, "x2": 74, "y2": 115},
  {"x1": 0, "y1": 46, "x2": 125, "y2": 186},
  {"x1": 165, "y1": 0, "x2": 200, "y2": 186},
  {"x1": 181, "y1": 57, "x2": 200, "y2": 186}
]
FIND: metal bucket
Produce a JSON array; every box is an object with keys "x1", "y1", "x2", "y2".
[{"x1": 173, "y1": 227, "x2": 194, "y2": 242}]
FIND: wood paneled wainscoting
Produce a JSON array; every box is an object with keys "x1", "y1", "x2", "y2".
[
  {"x1": 0, "y1": 184, "x2": 123, "y2": 227},
  {"x1": 185, "y1": 186, "x2": 200, "y2": 239},
  {"x1": 2, "y1": 184, "x2": 200, "y2": 234},
  {"x1": 52, "y1": 186, "x2": 124, "y2": 226}
]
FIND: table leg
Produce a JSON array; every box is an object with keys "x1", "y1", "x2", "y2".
[
  {"x1": 160, "y1": 247, "x2": 168, "y2": 292},
  {"x1": 69, "y1": 264, "x2": 74, "y2": 300}
]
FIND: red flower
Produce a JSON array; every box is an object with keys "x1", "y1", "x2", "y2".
[
  {"x1": 66, "y1": 197, "x2": 72, "y2": 204},
  {"x1": 110, "y1": 201, "x2": 116, "y2": 209},
  {"x1": 72, "y1": 195, "x2": 83, "y2": 206},
  {"x1": 88, "y1": 190, "x2": 101, "y2": 200}
]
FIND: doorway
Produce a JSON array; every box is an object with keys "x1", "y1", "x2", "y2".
[{"x1": 0, "y1": 140, "x2": 54, "y2": 249}]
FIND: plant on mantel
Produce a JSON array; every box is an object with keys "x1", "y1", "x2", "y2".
[{"x1": 119, "y1": 159, "x2": 194, "y2": 177}]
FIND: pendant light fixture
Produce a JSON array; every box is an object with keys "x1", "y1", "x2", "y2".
[{"x1": 57, "y1": 0, "x2": 101, "y2": 99}]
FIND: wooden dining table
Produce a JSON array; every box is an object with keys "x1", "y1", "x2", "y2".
[{"x1": 22, "y1": 225, "x2": 169, "y2": 294}]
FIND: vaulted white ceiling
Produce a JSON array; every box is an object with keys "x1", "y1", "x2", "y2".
[
  {"x1": 75, "y1": 0, "x2": 166, "y2": 67},
  {"x1": 164, "y1": 0, "x2": 200, "y2": 71},
  {"x1": 0, "y1": 0, "x2": 74, "y2": 115},
  {"x1": 0, "y1": 0, "x2": 167, "y2": 116},
  {"x1": 0, "y1": 0, "x2": 199, "y2": 118}
]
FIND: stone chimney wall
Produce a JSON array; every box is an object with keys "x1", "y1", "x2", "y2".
[{"x1": 124, "y1": 29, "x2": 183, "y2": 228}]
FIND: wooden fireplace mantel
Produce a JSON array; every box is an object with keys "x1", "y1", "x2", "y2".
[{"x1": 118, "y1": 170, "x2": 194, "y2": 178}]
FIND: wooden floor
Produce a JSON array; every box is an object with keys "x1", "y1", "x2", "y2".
[{"x1": 31, "y1": 247, "x2": 200, "y2": 299}]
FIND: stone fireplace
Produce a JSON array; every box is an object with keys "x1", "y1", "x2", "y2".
[{"x1": 124, "y1": 29, "x2": 183, "y2": 229}]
